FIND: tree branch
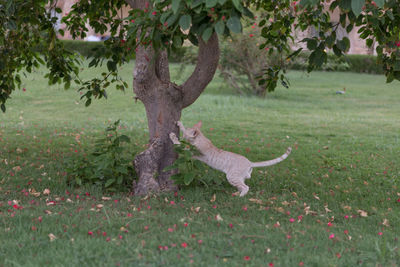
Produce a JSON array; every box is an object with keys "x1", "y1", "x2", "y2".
[{"x1": 181, "y1": 33, "x2": 220, "y2": 108}]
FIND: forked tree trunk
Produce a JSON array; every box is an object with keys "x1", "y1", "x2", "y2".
[{"x1": 127, "y1": 0, "x2": 220, "y2": 195}]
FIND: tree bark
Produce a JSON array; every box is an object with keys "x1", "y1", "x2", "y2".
[{"x1": 127, "y1": 1, "x2": 220, "y2": 195}]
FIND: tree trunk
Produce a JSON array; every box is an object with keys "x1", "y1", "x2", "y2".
[{"x1": 127, "y1": 0, "x2": 220, "y2": 195}]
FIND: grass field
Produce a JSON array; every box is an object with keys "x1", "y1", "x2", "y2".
[{"x1": 1, "y1": 62, "x2": 400, "y2": 266}]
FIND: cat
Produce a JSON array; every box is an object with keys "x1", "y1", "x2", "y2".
[{"x1": 169, "y1": 121, "x2": 292, "y2": 196}]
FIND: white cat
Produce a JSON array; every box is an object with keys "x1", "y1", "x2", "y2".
[{"x1": 169, "y1": 121, "x2": 292, "y2": 196}]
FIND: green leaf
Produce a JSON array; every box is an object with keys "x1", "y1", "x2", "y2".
[
  {"x1": 394, "y1": 60, "x2": 400, "y2": 72},
  {"x1": 116, "y1": 166, "x2": 128, "y2": 175},
  {"x1": 374, "y1": 0, "x2": 385, "y2": 8},
  {"x1": 184, "y1": 173, "x2": 195, "y2": 185},
  {"x1": 107, "y1": 60, "x2": 117, "y2": 72},
  {"x1": 351, "y1": 0, "x2": 365, "y2": 16},
  {"x1": 242, "y1": 7, "x2": 254, "y2": 19},
  {"x1": 386, "y1": 10, "x2": 394, "y2": 20},
  {"x1": 179, "y1": 15, "x2": 192, "y2": 30},
  {"x1": 337, "y1": 37, "x2": 350, "y2": 52},
  {"x1": 202, "y1": 27, "x2": 213, "y2": 42},
  {"x1": 386, "y1": 72, "x2": 394, "y2": 83},
  {"x1": 188, "y1": 33, "x2": 199, "y2": 46},
  {"x1": 160, "y1": 11, "x2": 172, "y2": 23},
  {"x1": 326, "y1": 35, "x2": 335, "y2": 47},
  {"x1": 366, "y1": 38, "x2": 374, "y2": 47},
  {"x1": 105, "y1": 178, "x2": 115, "y2": 188},
  {"x1": 214, "y1": 20, "x2": 225, "y2": 35},
  {"x1": 306, "y1": 38, "x2": 318, "y2": 50},
  {"x1": 0, "y1": 104, "x2": 5, "y2": 113},
  {"x1": 332, "y1": 45, "x2": 342, "y2": 57},
  {"x1": 163, "y1": 165, "x2": 176, "y2": 171},
  {"x1": 85, "y1": 98, "x2": 92, "y2": 107},
  {"x1": 346, "y1": 23, "x2": 354, "y2": 33},
  {"x1": 173, "y1": 35, "x2": 183, "y2": 48},
  {"x1": 339, "y1": 0, "x2": 352, "y2": 10},
  {"x1": 232, "y1": 0, "x2": 242, "y2": 11},
  {"x1": 206, "y1": 0, "x2": 217, "y2": 8},
  {"x1": 191, "y1": 0, "x2": 203, "y2": 8},
  {"x1": 166, "y1": 13, "x2": 179, "y2": 26},
  {"x1": 218, "y1": 0, "x2": 227, "y2": 4},
  {"x1": 226, "y1": 16, "x2": 242, "y2": 33},
  {"x1": 172, "y1": 0, "x2": 181, "y2": 14}
]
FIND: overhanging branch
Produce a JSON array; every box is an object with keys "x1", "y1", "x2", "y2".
[{"x1": 181, "y1": 33, "x2": 220, "y2": 109}]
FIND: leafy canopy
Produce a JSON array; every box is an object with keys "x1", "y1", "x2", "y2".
[{"x1": 1, "y1": 0, "x2": 399, "y2": 111}]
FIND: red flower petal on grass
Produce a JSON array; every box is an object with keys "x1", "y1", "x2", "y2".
[
  {"x1": 181, "y1": 242, "x2": 188, "y2": 248},
  {"x1": 244, "y1": 256, "x2": 250, "y2": 261}
]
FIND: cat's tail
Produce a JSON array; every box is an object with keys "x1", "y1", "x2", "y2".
[{"x1": 250, "y1": 147, "x2": 292, "y2": 168}]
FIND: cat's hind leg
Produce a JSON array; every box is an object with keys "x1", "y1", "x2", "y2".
[{"x1": 227, "y1": 175, "x2": 249, "y2": 197}]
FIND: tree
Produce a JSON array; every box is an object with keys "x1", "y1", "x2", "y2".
[{"x1": 1, "y1": 0, "x2": 400, "y2": 194}]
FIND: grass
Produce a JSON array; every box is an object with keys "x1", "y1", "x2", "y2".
[{"x1": 1, "y1": 61, "x2": 400, "y2": 266}]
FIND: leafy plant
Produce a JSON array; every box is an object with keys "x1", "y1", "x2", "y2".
[
  {"x1": 219, "y1": 26, "x2": 292, "y2": 97},
  {"x1": 66, "y1": 120, "x2": 135, "y2": 191},
  {"x1": 164, "y1": 140, "x2": 223, "y2": 187}
]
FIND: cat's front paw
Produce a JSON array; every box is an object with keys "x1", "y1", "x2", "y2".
[
  {"x1": 169, "y1": 132, "x2": 181, "y2": 145},
  {"x1": 176, "y1": 121, "x2": 184, "y2": 128}
]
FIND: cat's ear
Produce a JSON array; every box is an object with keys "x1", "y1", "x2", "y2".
[
  {"x1": 194, "y1": 121, "x2": 202, "y2": 129},
  {"x1": 193, "y1": 130, "x2": 199, "y2": 137}
]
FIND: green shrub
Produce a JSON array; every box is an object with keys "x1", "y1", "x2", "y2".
[
  {"x1": 164, "y1": 140, "x2": 223, "y2": 187},
  {"x1": 289, "y1": 52, "x2": 350, "y2": 72},
  {"x1": 345, "y1": 54, "x2": 383, "y2": 74},
  {"x1": 66, "y1": 120, "x2": 135, "y2": 191},
  {"x1": 219, "y1": 32, "x2": 278, "y2": 97},
  {"x1": 289, "y1": 52, "x2": 383, "y2": 74}
]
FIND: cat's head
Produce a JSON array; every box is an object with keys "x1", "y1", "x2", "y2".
[{"x1": 183, "y1": 121, "x2": 202, "y2": 142}]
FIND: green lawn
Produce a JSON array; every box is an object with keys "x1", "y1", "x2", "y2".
[{"x1": 1, "y1": 63, "x2": 400, "y2": 266}]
